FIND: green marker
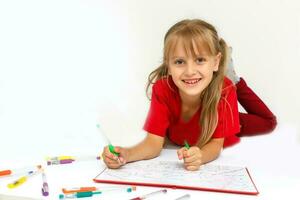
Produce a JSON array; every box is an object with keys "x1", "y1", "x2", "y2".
[
  {"x1": 97, "y1": 124, "x2": 121, "y2": 162},
  {"x1": 108, "y1": 144, "x2": 120, "y2": 156},
  {"x1": 96, "y1": 124, "x2": 119, "y2": 156},
  {"x1": 184, "y1": 140, "x2": 190, "y2": 150},
  {"x1": 59, "y1": 191, "x2": 101, "y2": 199}
]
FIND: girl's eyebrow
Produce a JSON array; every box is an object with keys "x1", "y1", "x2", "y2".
[
  {"x1": 171, "y1": 56, "x2": 185, "y2": 59},
  {"x1": 171, "y1": 54, "x2": 207, "y2": 59}
]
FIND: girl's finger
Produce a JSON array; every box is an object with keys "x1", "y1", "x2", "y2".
[
  {"x1": 114, "y1": 146, "x2": 122, "y2": 154},
  {"x1": 188, "y1": 147, "x2": 200, "y2": 156},
  {"x1": 183, "y1": 154, "x2": 199, "y2": 163},
  {"x1": 177, "y1": 148, "x2": 185, "y2": 160},
  {"x1": 119, "y1": 157, "x2": 126, "y2": 164},
  {"x1": 186, "y1": 165, "x2": 200, "y2": 171},
  {"x1": 102, "y1": 147, "x2": 115, "y2": 159},
  {"x1": 104, "y1": 152, "x2": 120, "y2": 162},
  {"x1": 104, "y1": 156, "x2": 118, "y2": 165},
  {"x1": 107, "y1": 162, "x2": 122, "y2": 169},
  {"x1": 184, "y1": 159, "x2": 202, "y2": 167},
  {"x1": 183, "y1": 149, "x2": 190, "y2": 158}
]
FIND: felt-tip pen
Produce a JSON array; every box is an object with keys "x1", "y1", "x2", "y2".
[
  {"x1": 184, "y1": 140, "x2": 190, "y2": 150},
  {"x1": 62, "y1": 186, "x2": 136, "y2": 194},
  {"x1": 7, "y1": 167, "x2": 42, "y2": 189},
  {"x1": 59, "y1": 191, "x2": 101, "y2": 199},
  {"x1": 97, "y1": 124, "x2": 121, "y2": 162},
  {"x1": 41, "y1": 170, "x2": 49, "y2": 196},
  {"x1": 130, "y1": 189, "x2": 167, "y2": 200},
  {"x1": 0, "y1": 165, "x2": 42, "y2": 178}
]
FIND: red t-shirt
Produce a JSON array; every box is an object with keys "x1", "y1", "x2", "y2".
[{"x1": 143, "y1": 77, "x2": 240, "y2": 148}]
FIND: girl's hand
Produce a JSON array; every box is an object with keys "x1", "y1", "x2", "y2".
[
  {"x1": 177, "y1": 146, "x2": 203, "y2": 171},
  {"x1": 102, "y1": 146, "x2": 128, "y2": 169}
]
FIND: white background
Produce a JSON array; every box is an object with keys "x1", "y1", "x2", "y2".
[{"x1": 1, "y1": 0, "x2": 300, "y2": 160}]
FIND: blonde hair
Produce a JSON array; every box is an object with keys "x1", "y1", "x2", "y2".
[{"x1": 146, "y1": 19, "x2": 229, "y2": 148}]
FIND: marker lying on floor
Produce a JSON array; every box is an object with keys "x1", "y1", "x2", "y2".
[
  {"x1": 7, "y1": 166, "x2": 42, "y2": 189},
  {"x1": 62, "y1": 186, "x2": 136, "y2": 194},
  {"x1": 46, "y1": 155, "x2": 101, "y2": 165},
  {"x1": 0, "y1": 165, "x2": 42, "y2": 178},
  {"x1": 59, "y1": 191, "x2": 101, "y2": 199},
  {"x1": 130, "y1": 189, "x2": 167, "y2": 200},
  {"x1": 41, "y1": 169, "x2": 49, "y2": 196}
]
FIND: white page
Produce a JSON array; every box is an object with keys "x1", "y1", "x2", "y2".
[{"x1": 95, "y1": 158, "x2": 258, "y2": 194}]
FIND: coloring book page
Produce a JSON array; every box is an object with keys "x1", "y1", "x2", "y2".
[{"x1": 94, "y1": 157, "x2": 258, "y2": 195}]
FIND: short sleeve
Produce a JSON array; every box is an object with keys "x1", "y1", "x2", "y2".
[
  {"x1": 143, "y1": 83, "x2": 171, "y2": 137},
  {"x1": 212, "y1": 84, "x2": 240, "y2": 138}
]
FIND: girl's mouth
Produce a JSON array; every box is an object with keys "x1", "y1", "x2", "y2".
[{"x1": 182, "y1": 78, "x2": 201, "y2": 85}]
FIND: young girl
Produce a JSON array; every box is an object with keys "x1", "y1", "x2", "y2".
[{"x1": 102, "y1": 19, "x2": 240, "y2": 171}]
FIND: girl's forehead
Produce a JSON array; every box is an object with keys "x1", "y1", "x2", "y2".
[{"x1": 168, "y1": 36, "x2": 211, "y2": 58}]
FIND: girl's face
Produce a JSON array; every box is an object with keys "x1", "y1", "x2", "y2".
[{"x1": 168, "y1": 40, "x2": 221, "y2": 100}]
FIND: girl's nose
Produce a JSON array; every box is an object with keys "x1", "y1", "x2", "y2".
[{"x1": 185, "y1": 63, "x2": 197, "y2": 76}]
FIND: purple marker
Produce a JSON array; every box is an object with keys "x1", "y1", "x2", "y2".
[
  {"x1": 47, "y1": 159, "x2": 74, "y2": 165},
  {"x1": 60, "y1": 159, "x2": 74, "y2": 164},
  {"x1": 41, "y1": 171, "x2": 49, "y2": 196}
]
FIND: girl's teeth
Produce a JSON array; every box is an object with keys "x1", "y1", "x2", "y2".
[{"x1": 184, "y1": 79, "x2": 200, "y2": 84}]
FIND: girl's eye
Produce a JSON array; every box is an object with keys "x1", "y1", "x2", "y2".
[
  {"x1": 196, "y1": 57, "x2": 206, "y2": 64},
  {"x1": 174, "y1": 59, "x2": 184, "y2": 65}
]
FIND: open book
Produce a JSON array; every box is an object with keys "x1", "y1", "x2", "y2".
[{"x1": 94, "y1": 154, "x2": 258, "y2": 195}]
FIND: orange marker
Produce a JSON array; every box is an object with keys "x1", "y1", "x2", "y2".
[
  {"x1": 0, "y1": 170, "x2": 12, "y2": 177},
  {"x1": 62, "y1": 187, "x2": 97, "y2": 194},
  {"x1": 0, "y1": 165, "x2": 41, "y2": 178},
  {"x1": 62, "y1": 186, "x2": 136, "y2": 194}
]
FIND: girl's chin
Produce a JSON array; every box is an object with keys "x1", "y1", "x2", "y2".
[{"x1": 179, "y1": 88, "x2": 205, "y2": 97}]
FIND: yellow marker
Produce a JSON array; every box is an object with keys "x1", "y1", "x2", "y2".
[
  {"x1": 7, "y1": 176, "x2": 27, "y2": 188},
  {"x1": 58, "y1": 156, "x2": 74, "y2": 160},
  {"x1": 7, "y1": 169, "x2": 41, "y2": 189},
  {"x1": 46, "y1": 156, "x2": 74, "y2": 161}
]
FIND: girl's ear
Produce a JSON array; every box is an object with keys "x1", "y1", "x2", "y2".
[{"x1": 213, "y1": 52, "x2": 222, "y2": 72}]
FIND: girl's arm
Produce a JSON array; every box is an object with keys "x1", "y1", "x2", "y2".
[
  {"x1": 125, "y1": 133, "x2": 165, "y2": 162},
  {"x1": 200, "y1": 138, "x2": 224, "y2": 163},
  {"x1": 102, "y1": 133, "x2": 164, "y2": 169},
  {"x1": 178, "y1": 138, "x2": 224, "y2": 171}
]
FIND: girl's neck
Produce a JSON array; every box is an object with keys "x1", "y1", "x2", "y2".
[{"x1": 179, "y1": 91, "x2": 202, "y2": 108}]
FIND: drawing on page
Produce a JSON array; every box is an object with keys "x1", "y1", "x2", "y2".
[{"x1": 98, "y1": 159, "x2": 257, "y2": 193}]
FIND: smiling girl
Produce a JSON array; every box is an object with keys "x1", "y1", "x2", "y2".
[{"x1": 102, "y1": 19, "x2": 240, "y2": 171}]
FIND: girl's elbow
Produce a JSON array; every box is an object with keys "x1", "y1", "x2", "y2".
[
  {"x1": 152, "y1": 144, "x2": 163, "y2": 157},
  {"x1": 146, "y1": 147, "x2": 162, "y2": 160},
  {"x1": 154, "y1": 148, "x2": 163, "y2": 158}
]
